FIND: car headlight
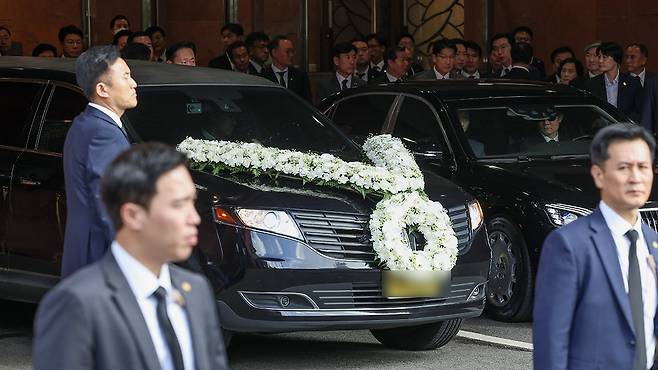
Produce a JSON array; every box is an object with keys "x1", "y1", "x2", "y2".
[
  {"x1": 467, "y1": 200, "x2": 484, "y2": 231},
  {"x1": 235, "y1": 209, "x2": 303, "y2": 240},
  {"x1": 544, "y1": 203, "x2": 592, "y2": 227}
]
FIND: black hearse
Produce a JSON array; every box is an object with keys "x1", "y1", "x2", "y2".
[
  {"x1": 0, "y1": 57, "x2": 490, "y2": 350},
  {"x1": 318, "y1": 79, "x2": 658, "y2": 322}
]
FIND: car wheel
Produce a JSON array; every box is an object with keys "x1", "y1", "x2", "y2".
[
  {"x1": 484, "y1": 217, "x2": 533, "y2": 322},
  {"x1": 370, "y1": 319, "x2": 462, "y2": 350}
]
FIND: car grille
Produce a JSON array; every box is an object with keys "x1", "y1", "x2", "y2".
[
  {"x1": 640, "y1": 208, "x2": 658, "y2": 232},
  {"x1": 289, "y1": 205, "x2": 472, "y2": 263},
  {"x1": 311, "y1": 281, "x2": 476, "y2": 310}
]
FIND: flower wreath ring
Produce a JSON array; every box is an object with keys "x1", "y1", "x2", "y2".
[{"x1": 178, "y1": 135, "x2": 458, "y2": 271}]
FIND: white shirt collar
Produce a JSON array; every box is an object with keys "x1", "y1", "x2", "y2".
[
  {"x1": 631, "y1": 68, "x2": 647, "y2": 86},
  {"x1": 542, "y1": 133, "x2": 559, "y2": 142},
  {"x1": 461, "y1": 70, "x2": 480, "y2": 78},
  {"x1": 88, "y1": 102, "x2": 123, "y2": 128},
  {"x1": 271, "y1": 64, "x2": 288, "y2": 73},
  {"x1": 336, "y1": 72, "x2": 352, "y2": 84},
  {"x1": 511, "y1": 65, "x2": 529, "y2": 72},
  {"x1": 385, "y1": 71, "x2": 399, "y2": 82},
  {"x1": 605, "y1": 70, "x2": 620, "y2": 86},
  {"x1": 250, "y1": 59, "x2": 263, "y2": 73},
  {"x1": 111, "y1": 241, "x2": 172, "y2": 300},
  {"x1": 433, "y1": 66, "x2": 450, "y2": 80},
  {"x1": 588, "y1": 71, "x2": 598, "y2": 78},
  {"x1": 372, "y1": 60, "x2": 385, "y2": 70},
  {"x1": 599, "y1": 200, "x2": 642, "y2": 238}
]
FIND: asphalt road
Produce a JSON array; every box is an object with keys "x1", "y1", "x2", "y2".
[{"x1": 0, "y1": 299, "x2": 532, "y2": 370}]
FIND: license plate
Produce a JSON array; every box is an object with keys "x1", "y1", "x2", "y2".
[{"x1": 382, "y1": 270, "x2": 450, "y2": 298}]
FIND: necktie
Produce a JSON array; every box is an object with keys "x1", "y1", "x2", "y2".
[
  {"x1": 468, "y1": 75, "x2": 476, "y2": 79},
  {"x1": 341, "y1": 79, "x2": 349, "y2": 90},
  {"x1": 152, "y1": 287, "x2": 185, "y2": 370},
  {"x1": 626, "y1": 229, "x2": 647, "y2": 370},
  {"x1": 276, "y1": 71, "x2": 287, "y2": 88},
  {"x1": 356, "y1": 72, "x2": 365, "y2": 80}
]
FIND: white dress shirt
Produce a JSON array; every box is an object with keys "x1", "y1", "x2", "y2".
[
  {"x1": 600, "y1": 201, "x2": 656, "y2": 369},
  {"x1": 88, "y1": 103, "x2": 123, "y2": 128},
  {"x1": 336, "y1": 72, "x2": 352, "y2": 89},
  {"x1": 271, "y1": 64, "x2": 289, "y2": 85},
  {"x1": 541, "y1": 133, "x2": 559, "y2": 142},
  {"x1": 631, "y1": 68, "x2": 647, "y2": 87},
  {"x1": 371, "y1": 60, "x2": 385, "y2": 72},
  {"x1": 385, "y1": 71, "x2": 399, "y2": 82},
  {"x1": 112, "y1": 242, "x2": 196, "y2": 370},
  {"x1": 461, "y1": 70, "x2": 480, "y2": 79},
  {"x1": 433, "y1": 67, "x2": 450, "y2": 80}
]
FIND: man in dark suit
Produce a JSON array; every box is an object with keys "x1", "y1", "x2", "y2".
[
  {"x1": 369, "y1": 46, "x2": 410, "y2": 84},
  {"x1": 585, "y1": 42, "x2": 643, "y2": 121},
  {"x1": 461, "y1": 41, "x2": 483, "y2": 79},
  {"x1": 412, "y1": 39, "x2": 463, "y2": 81},
  {"x1": 208, "y1": 22, "x2": 243, "y2": 70},
  {"x1": 315, "y1": 42, "x2": 365, "y2": 103},
  {"x1": 33, "y1": 143, "x2": 229, "y2": 370},
  {"x1": 503, "y1": 42, "x2": 543, "y2": 81},
  {"x1": 512, "y1": 26, "x2": 546, "y2": 78},
  {"x1": 625, "y1": 43, "x2": 657, "y2": 88},
  {"x1": 61, "y1": 46, "x2": 135, "y2": 278},
  {"x1": 571, "y1": 41, "x2": 602, "y2": 89},
  {"x1": 641, "y1": 78, "x2": 658, "y2": 134},
  {"x1": 487, "y1": 33, "x2": 514, "y2": 78},
  {"x1": 352, "y1": 37, "x2": 383, "y2": 82},
  {"x1": 545, "y1": 46, "x2": 575, "y2": 84},
  {"x1": 260, "y1": 35, "x2": 312, "y2": 102},
  {"x1": 534, "y1": 123, "x2": 658, "y2": 370},
  {"x1": 227, "y1": 40, "x2": 259, "y2": 74}
]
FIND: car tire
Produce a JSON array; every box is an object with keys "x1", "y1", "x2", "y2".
[
  {"x1": 484, "y1": 216, "x2": 533, "y2": 322},
  {"x1": 370, "y1": 319, "x2": 462, "y2": 350}
]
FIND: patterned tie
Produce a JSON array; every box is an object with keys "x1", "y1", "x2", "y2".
[
  {"x1": 341, "y1": 79, "x2": 349, "y2": 90},
  {"x1": 276, "y1": 71, "x2": 287, "y2": 88},
  {"x1": 626, "y1": 229, "x2": 646, "y2": 370},
  {"x1": 152, "y1": 287, "x2": 185, "y2": 370}
]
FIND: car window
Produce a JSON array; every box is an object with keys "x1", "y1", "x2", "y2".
[
  {"x1": 0, "y1": 81, "x2": 43, "y2": 148},
  {"x1": 126, "y1": 85, "x2": 363, "y2": 162},
  {"x1": 392, "y1": 96, "x2": 446, "y2": 153},
  {"x1": 332, "y1": 94, "x2": 395, "y2": 144},
  {"x1": 451, "y1": 101, "x2": 619, "y2": 159},
  {"x1": 37, "y1": 86, "x2": 87, "y2": 153}
]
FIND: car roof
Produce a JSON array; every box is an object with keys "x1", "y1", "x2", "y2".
[
  {"x1": 337, "y1": 79, "x2": 590, "y2": 101},
  {"x1": 0, "y1": 56, "x2": 277, "y2": 87}
]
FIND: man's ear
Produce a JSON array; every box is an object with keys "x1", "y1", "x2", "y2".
[
  {"x1": 95, "y1": 81, "x2": 110, "y2": 99},
  {"x1": 120, "y1": 202, "x2": 147, "y2": 231},
  {"x1": 591, "y1": 164, "x2": 604, "y2": 190},
  {"x1": 332, "y1": 56, "x2": 340, "y2": 68}
]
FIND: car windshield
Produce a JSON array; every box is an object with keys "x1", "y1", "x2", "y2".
[
  {"x1": 450, "y1": 100, "x2": 622, "y2": 159},
  {"x1": 125, "y1": 85, "x2": 362, "y2": 161}
]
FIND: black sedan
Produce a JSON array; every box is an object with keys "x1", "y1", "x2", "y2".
[{"x1": 318, "y1": 79, "x2": 658, "y2": 321}]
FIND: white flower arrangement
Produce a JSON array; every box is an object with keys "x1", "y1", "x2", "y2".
[{"x1": 178, "y1": 134, "x2": 457, "y2": 271}]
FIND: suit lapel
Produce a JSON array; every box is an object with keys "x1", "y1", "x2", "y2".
[
  {"x1": 589, "y1": 209, "x2": 635, "y2": 332},
  {"x1": 87, "y1": 105, "x2": 130, "y2": 141},
  {"x1": 170, "y1": 267, "x2": 208, "y2": 370},
  {"x1": 101, "y1": 253, "x2": 161, "y2": 370}
]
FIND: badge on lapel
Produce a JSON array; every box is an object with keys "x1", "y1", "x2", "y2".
[
  {"x1": 172, "y1": 289, "x2": 186, "y2": 307},
  {"x1": 652, "y1": 241, "x2": 658, "y2": 249},
  {"x1": 181, "y1": 281, "x2": 192, "y2": 292}
]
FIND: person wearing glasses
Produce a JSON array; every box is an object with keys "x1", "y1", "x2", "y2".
[
  {"x1": 58, "y1": 25, "x2": 83, "y2": 58},
  {"x1": 585, "y1": 41, "x2": 643, "y2": 122},
  {"x1": 412, "y1": 39, "x2": 462, "y2": 80}
]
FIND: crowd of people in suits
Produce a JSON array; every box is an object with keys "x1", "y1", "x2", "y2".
[{"x1": 5, "y1": 18, "x2": 658, "y2": 131}]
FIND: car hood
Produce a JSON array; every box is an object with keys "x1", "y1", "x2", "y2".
[{"x1": 192, "y1": 168, "x2": 473, "y2": 215}]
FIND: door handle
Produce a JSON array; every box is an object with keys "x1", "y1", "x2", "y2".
[{"x1": 19, "y1": 177, "x2": 41, "y2": 186}]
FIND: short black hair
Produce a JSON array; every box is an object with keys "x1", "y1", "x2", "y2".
[
  {"x1": 511, "y1": 42, "x2": 533, "y2": 64},
  {"x1": 245, "y1": 31, "x2": 269, "y2": 47},
  {"x1": 396, "y1": 32, "x2": 415, "y2": 45},
  {"x1": 557, "y1": 57, "x2": 584, "y2": 77},
  {"x1": 227, "y1": 40, "x2": 248, "y2": 60},
  {"x1": 128, "y1": 31, "x2": 151, "y2": 44},
  {"x1": 166, "y1": 41, "x2": 196, "y2": 61},
  {"x1": 489, "y1": 33, "x2": 513, "y2": 54},
  {"x1": 450, "y1": 38, "x2": 466, "y2": 48},
  {"x1": 145, "y1": 25, "x2": 166, "y2": 38},
  {"x1": 590, "y1": 123, "x2": 656, "y2": 165},
  {"x1": 101, "y1": 143, "x2": 188, "y2": 230},
  {"x1": 366, "y1": 32, "x2": 387, "y2": 47},
  {"x1": 597, "y1": 41, "x2": 624, "y2": 65},
  {"x1": 512, "y1": 26, "x2": 533, "y2": 39},
  {"x1": 112, "y1": 29, "x2": 133, "y2": 45},
  {"x1": 110, "y1": 15, "x2": 129, "y2": 29},
  {"x1": 550, "y1": 46, "x2": 575, "y2": 63},
  {"x1": 464, "y1": 40, "x2": 482, "y2": 57},
  {"x1": 627, "y1": 43, "x2": 649, "y2": 58},
  {"x1": 32, "y1": 43, "x2": 57, "y2": 57},
  {"x1": 58, "y1": 25, "x2": 83, "y2": 42},
  {"x1": 431, "y1": 39, "x2": 456, "y2": 55},
  {"x1": 384, "y1": 46, "x2": 406, "y2": 63},
  {"x1": 268, "y1": 35, "x2": 290, "y2": 56},
  {"x1": 352, "y1": 36, "x2": 367, "y2": 44},
  {"x1": 332, "y1": 41, "x2": 356, "y2": 58},
  {"x1": 121, "y1": 42, "x2": 150, "y2": 61},
  {"x1": 75, "y1": 45, "x2": 121, "y2": 99},
  {"x1": 0, "y1": 26, "x2": 10, "y2": 35},
  {"x1": 221, "y1": 23, "x2": 244, "y2": 36}
]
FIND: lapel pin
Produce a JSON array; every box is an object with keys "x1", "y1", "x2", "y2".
[
  {"x1": 181, "y1": 281, "x2": 192, "y2": 292},
  {"x1": 622, "y1": 81, "x2": 627, "y2": 86},
  {"x1": 652, "y1": 241, "x2": 658, "y2": 249},
  {"x1": 172, "y1": 289, "x2": 186, "y2": 307}
]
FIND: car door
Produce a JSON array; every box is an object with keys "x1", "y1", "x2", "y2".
[
  {"x1": 388, "y1": 95, "x2": 456, "y2": 178},
  {"x1": 329, "y1": 93, "x2": 398, "y2": 145},
  {"x1": 6, "y1": 83, "x2": 87, "y2": 295},
  {"x1": 0, "y1": 79, "x2": 47, "y2": 286}
]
